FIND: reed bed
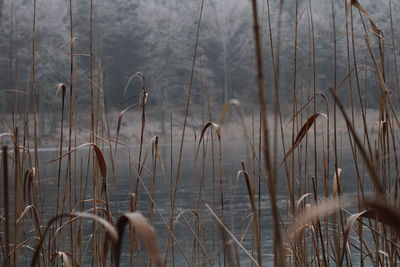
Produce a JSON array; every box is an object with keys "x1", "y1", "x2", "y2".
[{"x1": 2, "y1": 0, "x2": 400, "y2": 266}]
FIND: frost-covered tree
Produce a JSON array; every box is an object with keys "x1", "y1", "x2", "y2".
[{"x1": 1, "y1": 0, "x2": 400, "y2": 114}]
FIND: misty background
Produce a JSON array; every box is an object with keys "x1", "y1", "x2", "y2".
[{"x1": 0, "y1": 0, "x2": 399, "y2": 139}]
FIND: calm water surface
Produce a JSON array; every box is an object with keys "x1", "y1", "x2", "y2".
[{"x1": 31, "y1": 140, "x2": 372, "y2": 266}]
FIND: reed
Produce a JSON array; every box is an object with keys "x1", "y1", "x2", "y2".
[{"x1": 3, "y1": 0, "x2": 400, "y2": 266}]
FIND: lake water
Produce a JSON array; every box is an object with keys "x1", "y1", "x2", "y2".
[{"x1": 20, "y1": 138, "x2": 375, "y2": 266}]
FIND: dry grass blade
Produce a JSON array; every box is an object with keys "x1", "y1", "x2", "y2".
[
  {"x1": 237, "y1": 167, "x2": 262, "y2": 265},
  {"x1": 123, "y1": 72, "x2": 145, "y2": 97},
  {"x1": 363, "y1": 250, "x2": 389, "y2": 262},
  {"x1": 217, "y1": 99, "x2": 241, "y2": 123},
  {"x1": 289, "y1": 197, "x2": 400, "y2": 264},
  {"x1": 75, "y1": 199, "x2": 107, "y2": 209},
  {"x1": 150, "y1": 136, "x2": 166, "y2": 180},
  {"x1": 55, "y1": 36, "x2": 77, "y2": 52},
  {"x1": 205, "y1": 203, "x2": 260, "y2": 266},
  {"x1": 54, "y1": 208, "x2": 113, "y2": 238},
  {"x1": 69, "y1": 213, "x2": 116, "y2": 238},
  {"x1": 295, "y1": 222, "x2": 316, "y2": 243},
  {"x1": 16, "y1": 205, "x2": 41, "y2": 236},
  {"x1": 333, "y1": 168, "x2": 342, "y2": 198},
  {"x1": 132, "y1": 167, "x2": 193, "y2": 266},
  {"x1": 283, "y1": 113, "x2": 327, "y2": 161},
  {"x1": 163, "y1": 2, "x2": 204, "y2": 264},
  {"x1": 47, "y1": 143, "x2": 107, "y2": 177},
  {"x1": 287, "y1": 198, "x2": 343, "y2": 243},
  {"x1": 116, "y1": 104, "x2": 136, "y2": 138},
  {"x1": 0, "y1": 89, "x2": 27, "y2": 95},
  {"x1": 55, "y1": 83, "x2": 66, "y2": 98},
  {"x1": 30, "y1": 212, "x2": 118, "y2": 267},
  {"x1": 195, "y1": 121, "x2": 221, "y2": 160},
  {"x1": 285, "y1": 92, "x2": 328, "y2": 128},
  {"x1": 50, "y1": 252, "x2": 72, "y2": 267},
  {"x1": 295, "y1": 193, "x2": 316, "y2": 212},
  {"x1": 362, "y1": 199, "x2": 400, "y2": 233},
  {"x1": 174, "y1": 209, "x2": 197, "y2": 223},
  {"x1": 23, "y1": 168, "x2": 35, "y2": 204},
  {"x1": 330, "y1": 89, "x2": 384, "y2": 196},
  {"x1": 174, "y1": 209, "x2": 214, "y2": 266},
  {"x1": 9, "y1": 237, "x2": 41, "y2": 257},
  {"x1": 364, "y1": 36, "x2": 389, "y2": 93},
  {"x1": 217, "y1": 99, "x2": 251, "y2": 153},
  {"x1": 115, "y1": 212, "x2": 163, "y2": 267},
  {"x1": 346, "y1": 0, "x2": 381, "y2": 37},
  {"x1": 225, "y1": 240, "x2": 240, "y2": 267},
  {"x1": 0, "y1": 132, "x2": 15, "y2": 143},
  {"x1": 2, "y1": 146, "x2": 10, "y2": 266},
  {"x1": 337, "y1": 65, "x2": 375, "y2": 90},
  {"x1": 340, "y1": 210, "x2": 372, "y2": 265}
]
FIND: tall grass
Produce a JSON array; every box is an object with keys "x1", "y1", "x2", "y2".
[{"x1": 3, "y1": 0, "x2": 400, "y2": 266}]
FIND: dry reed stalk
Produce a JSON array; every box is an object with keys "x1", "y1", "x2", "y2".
[
  {"x1": 50, "y1": 252, "x2": 72, "y2": 267},
  {"x1": 265, "y1": 0, "x2": 293, "y2": 223},
  {"x1": 218, "y1": 130, "x2": 225, "y2": 266},
  {"x1": 306, "y1": 2, "x2": 327, "y2": 264},
  {"x1": 115, "y1": 104, "x2": 136, "y2": 156},
  {"x1": 16, "y1": 205, "x2": 41, "y2": 240},
  {"x1": 4, "y1": 0, "x2": 400, "y2": 266},
  {"x1": 10, "y1": 128, "x2": 23, "y2": 265},
  {"x1": 131, "y1": 164, "x2": 192, "y2": 266},
  {"x1": 164, "y1": 1, "x2": 205, "y2": 265},
  {"x1": 30, "y1": 0, "x2": 40, "y2": 198},
  {"x1": 9, "y1": 0, "x2": 17, "y2": 131},
  {"x1": 115, "y1": 212, "x2": 163, "y2": 267},
  {"x1": 205, "y1": 203, "x2": 259, "y2": 266},
  {"x1": 124, "y1": 72, "x2": 147, "y2": 202},
  {"x1": 284, "y1": 113, "x2": 327, "y2": 161},
  {"x1": 98, "y1": 56, "x2": 119, "y2": 221},
  {"x1": 55, "y1": 83, "x2": 66, "y2": 228},
  {"x1": 250, "y1": 0, "x2": 282, "y2": 264},
  {"x1": 343, "y1": 15, "x2": 363, "y2": 264},
  {"x1": 23, "y1": 168, "x2": 35, "y2": 205},
  {"x1": 2, "y1": 146, "x2": 10, "y2": 266},
  {"x1": 196, "y1": 122, "x2": 220, "y2": 159},
  {"x1": 290, "y1": 0, "x2": 299, "y2": 220},
  {"x1": 239, "y1": 162, "x2": 262, "y2": 266},
  {"x1": 217, "y1": 99, "x2": 250, "y2": 148},
  {"x1": 349, "y1": 10, "x2": 378, "y2": 265},
  {"x1": 174, "y1": 210, "x2": 213, "y2": 265},
  {"x1": 196, "y1": 121, "x2": 226, "y2": 263},
  {"x1": 48, "y1": 143, "x2": 107, "y2": 178},
  {"x1": 330, "y1": 89, "x2": 384, "y2": 197},
  {"x1": 346, "y1": 0, "x2": 380, "y2": 37},
  {"x1": 195, "y1": 80, "x2": 209, "y2": 264},
  {"x1": 169, "y1": 112, "x2": 176, "y2": 267},
  {"x1": 389, "y1": 0, "x2": 400, "y2": 102},
  {"x1": 149, "y1": 136, "x2": 159, "y2": 224},
  {"x1": 270, "y1": 0, "x2": 288, "y2": 237},
  {"x1": 349, "y1": 12, "x2": 373, "y2": 161},
  {"x1": 129, "y1": 193, "x2": 137, "y2": 267},
  {"x1": 30, "y1": 212, "x2": 118, "y2": 267},
  {"x1": 88, "y1": 2, "x2": 100, "y2": 263},
  {"x1": 66, "y1": 0, "x2": 76, "y2": 263},
  {"x1": 204, "y1": 82, "x2": 217, "y2": 265},
  {"x1": 225, "y1": 240, "x2": 240, "y2": 267},
  {"x1": 341, "y1": 210, "x2": 371, "y2": 265},
  {"x1": 287, "y1": 198, "x2": 342, "y2": 244},
  {"x1": 89, "y1": 0, "x2": 94, "y2": 145},
  {"x1": 288, "y1": 193, "x2": 400, "y2": 265}
]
